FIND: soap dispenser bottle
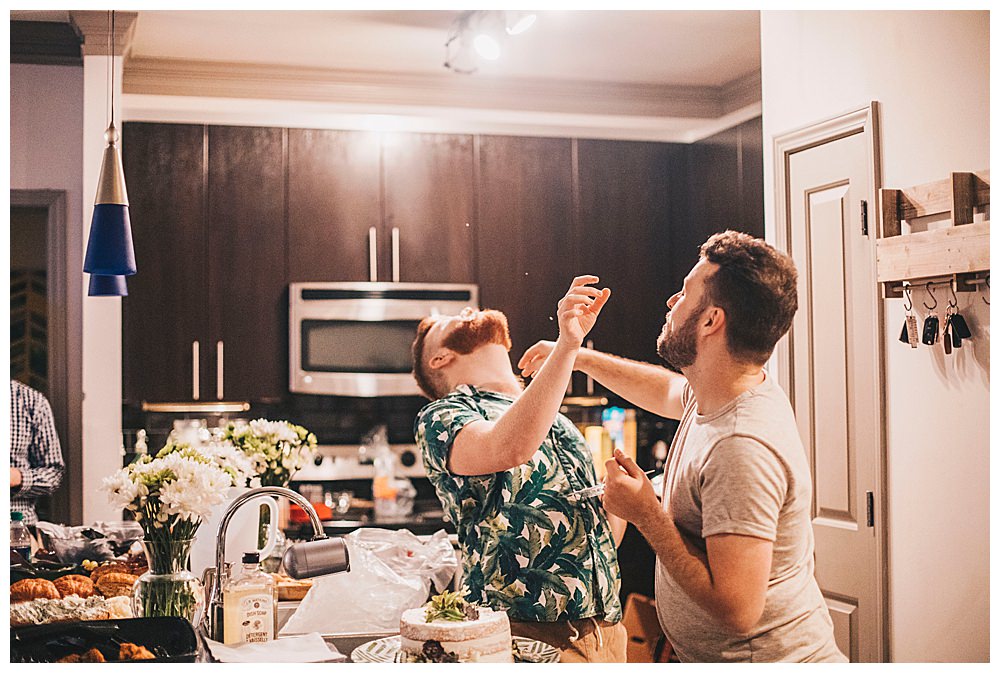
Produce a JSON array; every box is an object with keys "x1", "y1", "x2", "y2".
[{"x1": 222, "y1": 552, "x2": 277, "y2": 645}]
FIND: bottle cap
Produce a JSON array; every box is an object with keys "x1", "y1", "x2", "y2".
[
  {"x1": 242, "y1": 552, "x2": 260, "y2": 564},
  {"x1": 11, "y1": 512, "x2": 24, "y2": 522}
]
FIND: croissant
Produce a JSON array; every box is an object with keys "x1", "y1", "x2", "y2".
[
  {"x1": 95, "y1": 572, "x2": 138, "y2": 598},
  {"x1": 53, "y1": 574, "x2": 95, "y2": 599},
  {"x1": 89, "y1": 562, "x2": 133, "y2": 584},
  {"x1": 10, "y1": 578, "x2": 60, "y2": 603}
]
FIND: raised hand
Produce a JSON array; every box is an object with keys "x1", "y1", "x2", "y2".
[
  {"x1": 556, "y1": 275, "x2": 611, "y2": 349},
  {"x1": 518, "y1": 340, "x2": 556, "y2": 379}
]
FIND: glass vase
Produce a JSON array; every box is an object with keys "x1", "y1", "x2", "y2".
[{"x1": 131, "y1": 538, "x2": 205, "y2": 627}]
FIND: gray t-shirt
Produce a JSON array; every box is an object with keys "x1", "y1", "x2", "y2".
[{"x1": 654, "y1": 374, "x2": 847, "y2": 662}]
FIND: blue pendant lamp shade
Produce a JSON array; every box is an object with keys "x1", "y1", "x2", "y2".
[
  {"x1": 88, "y1": 273, "x2": 128, "y2": 296},
  {"x1": 84, "y1": 123, "x2": 136, "y2": 287}
]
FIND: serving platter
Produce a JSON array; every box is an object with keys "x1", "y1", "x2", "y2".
[{"x1": 351, "y1": 635, "x2": 559, "y2": 663}]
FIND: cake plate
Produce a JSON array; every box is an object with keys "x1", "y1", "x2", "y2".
[{"x1": 351, "y1": 636, "x2": 559, "y2": 663}]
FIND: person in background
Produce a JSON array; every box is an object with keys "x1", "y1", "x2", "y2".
[
  {"x1": 10, "y1": 379, "x2": 65, "y2": 528},
  {"x1": 411, "y1": 276, "x2": 626, "y2": 663},
  {"x1": 519, "y1": 231, "x2": 847, "y2": 662}
]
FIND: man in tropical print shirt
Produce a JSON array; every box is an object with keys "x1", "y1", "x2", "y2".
[{"x1": 412, "y1": 276, "x2": 626, "y2": 663}]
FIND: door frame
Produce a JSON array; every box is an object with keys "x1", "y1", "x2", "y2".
[
  {"x1": 770, "y1": 102, "x2": 888, "y2": 661},
  {"x1": 10, "y1": 189, "x2": 83, "y2": 525}
]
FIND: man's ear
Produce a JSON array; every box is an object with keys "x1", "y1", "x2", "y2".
[
  {"x1": 701, "y1": 306, "x2": 726, "y2": 336},
  {"x1": 428, "y1": 349, "x2": 455, "y2": 370}
]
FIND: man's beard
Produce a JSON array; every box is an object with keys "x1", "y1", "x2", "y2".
[
  {"x1": 656, "y1": 305, "x2": 702, "y2": 374},
  {"x1": 442, "y1": 309, "x2": 512, "y2": 354}
]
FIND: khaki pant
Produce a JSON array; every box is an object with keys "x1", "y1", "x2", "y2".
[{"x1": 511, "y1": 618, "x2": 627, "y2": 663}]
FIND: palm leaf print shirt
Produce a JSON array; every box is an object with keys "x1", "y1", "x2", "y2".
[{"x1": 415, "y1": 385, "x2": 622, "y2": 623}]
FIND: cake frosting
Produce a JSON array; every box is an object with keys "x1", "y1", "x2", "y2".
[{"x1": 399, "y1": 605, "x2": 513, "y2": 663}]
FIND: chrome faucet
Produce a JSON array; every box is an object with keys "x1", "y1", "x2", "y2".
[{"x1": 203, "y1": 486, "x2": 340, "y2": 641}]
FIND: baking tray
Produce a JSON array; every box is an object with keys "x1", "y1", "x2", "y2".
[{"x1": 10, "y1": 617, "x2": 199, "y2": 663}]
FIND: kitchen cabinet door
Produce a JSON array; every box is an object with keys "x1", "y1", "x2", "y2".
[
  {"x1": 576, "y1": 139, "x2": 683, "y2": 365},
  {"x1": 122, "y1": 122, "x2": 209, "y2": 404},
  {"x1": 287, "y1": 129, "x2": 381, "y2": 282},
  {"x1": 207, "y1": 125, "x2": 287, "y2": 403},
  {"x1": 382, "y1": 133, "x2": 476, "y2": 283},
  {"x1": 476, "y1": 135, "x2": 576, "y2": 364}
]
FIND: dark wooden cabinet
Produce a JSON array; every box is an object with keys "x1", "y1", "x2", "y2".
[
  {"x1": 383, "y1": 133, "x2": 476, "y2": 283},
  {"x1": 576, "y1": 139, "x2": 684, "y2": 365},
  {"x1": 207, "y1": 126, "x2": 287, "y2": 402},
  {"x1": 122, "y1": 123, "x2": 208, "y2": 404},
  {"x1": 476, "y1": 135, "x2": 576, "y2": 363},
  {"x1": 123, "y1": 119, "x2": 762, "y2": 406},
  {"x1": 287, "y1": 129, "x2": 381, "y2": 282}
]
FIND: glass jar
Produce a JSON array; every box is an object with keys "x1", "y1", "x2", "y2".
[{"x1": 131, "y1": 538, "x2": 205, "y2": 627}]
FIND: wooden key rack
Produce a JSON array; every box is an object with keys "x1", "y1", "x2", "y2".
[{"x1": 877, "y1": 171, "x2": 990, "y2": 298}]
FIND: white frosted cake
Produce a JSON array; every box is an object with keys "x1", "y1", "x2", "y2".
[{"x1": 399, "y1": 592, "x2": 513, "y2": 663}]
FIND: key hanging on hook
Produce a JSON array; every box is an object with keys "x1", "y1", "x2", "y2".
[
  {"x1": 921, "y1": 282, "x2": 940, "y2": 346},
  {"x1": 899, "y1": 284, "x2": 919, "y2": 348}
]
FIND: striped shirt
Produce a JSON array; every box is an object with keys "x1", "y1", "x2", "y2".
[{"x1": 10, "y1": 380, "x2": 65, "y2": 525}]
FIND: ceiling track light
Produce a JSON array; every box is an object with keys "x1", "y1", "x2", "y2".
[{"x1": 444, "y1": 10, "x2": 536, "y2": 74}]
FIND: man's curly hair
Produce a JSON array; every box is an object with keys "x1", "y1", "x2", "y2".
[{"x1": 699, "y1": 230, "x2": 799, "y2": 366}]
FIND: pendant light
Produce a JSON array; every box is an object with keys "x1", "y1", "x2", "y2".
[
  {"x1": 84, "y1": 10, "x2": 134, "y2": 295},
  {"x1": 88, "y1": 274, "x2": 128, "y2": 296}
]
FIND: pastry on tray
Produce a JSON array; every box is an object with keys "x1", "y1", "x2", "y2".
[
  {"x1": 270, "y1": 573, "x2": 313, "y2": 601},
  {"x1": 94, "y1": 572, "x2": 138, "y2": 598},
  {"x1": 11, "y1": 578, "x2": 61, "y2": 603},
  {"x1": 53, "y1": 574, "x2": 96, "y2": 599}
]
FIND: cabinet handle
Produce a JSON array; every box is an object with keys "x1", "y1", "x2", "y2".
[
  {"x1": 391, "y1": 227, "x2": 400, "y2": 283},
  {"x1": 368, "y1": 227, "x2": 378, "y2": 282},
  {"x1": 216, "y1": 341, "x2": 224, "y2": 400},
  {"x1": 192, "y1": 341, "x2": 200, "y2": 400},
  {"x1": 585, "y1": 339, "x2": 595, "y2": 395}
]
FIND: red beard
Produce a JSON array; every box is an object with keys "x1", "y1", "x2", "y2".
[{"x1": 442, "y1": 310, "x2": 512, "y2": 354}]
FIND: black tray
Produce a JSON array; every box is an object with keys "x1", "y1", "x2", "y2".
[{"x1": 10, "y1": 617, "x2": 199, "y2": 663}]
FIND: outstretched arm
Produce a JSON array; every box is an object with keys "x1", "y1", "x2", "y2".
[
  {"x1": 448, "y1": 276, "x2": 611, "y2": 476},
  {"x1": 519, "y1": 342, "x2": 687, "y2": 420}
]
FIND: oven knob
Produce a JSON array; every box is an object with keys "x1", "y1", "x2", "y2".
[
  {"x1": 400, "y1": 450, "x2": 417, "y2": 467},
  {"x1": 313, "y1": 455, "x2": 325, "y2": 467}
]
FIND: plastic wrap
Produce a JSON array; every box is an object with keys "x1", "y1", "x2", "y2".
[{"x1": 279, "y1": 528, "x2": 457, "y2": 635}]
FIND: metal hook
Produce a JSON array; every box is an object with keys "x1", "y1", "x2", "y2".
[
  {"x1": 984, "y1": 275, "x2": 990, "y2": 305},
  {"x1": 903, "y1": 284, "x2": 913, "y2": 312},
  {"x1": 947, "y1": 281, "x2": 959, "y2": 310},
  {"x1": 922, "y1": 282, "x2": 938, "y2": 310}
]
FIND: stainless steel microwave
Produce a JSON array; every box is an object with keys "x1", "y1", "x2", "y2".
[{"x1": 289, "y1": 282, "x2": 479, "y2": 397}]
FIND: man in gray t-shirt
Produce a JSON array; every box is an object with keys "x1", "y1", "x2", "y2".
[{"x1": 519, "y1": 231, "x2": 846, "y2": 662}]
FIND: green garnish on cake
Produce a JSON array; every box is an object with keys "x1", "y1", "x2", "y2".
[{"x1": 424, "y1": 589, "x2": 480, "y2": 622}]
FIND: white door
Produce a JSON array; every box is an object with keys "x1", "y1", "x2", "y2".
[{"x1": 773, "y1": 105, "x2": 886, "y2": 662}]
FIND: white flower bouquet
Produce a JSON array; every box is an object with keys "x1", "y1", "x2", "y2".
[
  {"x1": 221, "y1": 418, "x2": 318, "y2": 487},
  {"x1": 101, "y1": 442, "x2": 240, "y2": 624}
]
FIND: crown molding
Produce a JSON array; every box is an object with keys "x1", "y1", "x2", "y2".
[
  {"x1": 69, "y1": 11, "x2": 138, "y2": 57},
  {"x1": 123, "y1": 57, "x2": 757, "y2": 121},
  {"x1": 720, "y1": 70, "x2": 761, "y2": 116}
]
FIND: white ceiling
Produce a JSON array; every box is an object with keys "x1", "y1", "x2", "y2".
[
  {"x1": 126, "y1": 10, "x2": 760, "y2": 88},
  {"x1": 13, "y1": 9, "x2": 763, "y2": 142}
]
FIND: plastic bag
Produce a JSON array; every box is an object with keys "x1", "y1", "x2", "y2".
[
  {"x1": 35, "y1": 521, "x2": 144, "y2": 564},
  {"x1": 279, "y1": 528, "x2": 457, "y2": 635}
]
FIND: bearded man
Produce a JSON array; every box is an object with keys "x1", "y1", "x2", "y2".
[
  {"x1": 520, "y1": 231, "x2": 847, "y2": 662},
  {"x1": 411, "y1": 276, "x2": 626, "y2": 663}
]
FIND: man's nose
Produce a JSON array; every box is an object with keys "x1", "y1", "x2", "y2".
[{"x1": 666, "y1": 293, "x2": 679, "y2": 311}]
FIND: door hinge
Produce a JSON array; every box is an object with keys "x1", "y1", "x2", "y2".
[
  {"x1": 861, "y1": 200, "x2": 869, "y2": 237},
  {"x1": 865, "y1": 491, "x2": 875, "y2": 528}
]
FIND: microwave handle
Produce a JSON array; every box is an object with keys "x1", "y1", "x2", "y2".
[
  {"x1": 192, "y1": 340, "x2": 200, "y2": 400},
  {"x1": 368, "y1": 226, "x2": 378, "y2": 282},
  {"x1": 216, "y1": 340, "x2": 224, "y2": 400},
  {"x1": 585, "y1": 339, "x2": 595, "y2": 395},
  {"x1": 391, "y1": 227, "x2": 400, "y2": 283}
]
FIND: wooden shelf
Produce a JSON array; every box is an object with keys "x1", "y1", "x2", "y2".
[{"x1": 877, "y1": 171, "x2": 990, "y2": 297}]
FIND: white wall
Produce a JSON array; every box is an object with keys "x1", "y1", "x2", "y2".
[
  {"x1": 761, "y1": 11, "x2": 989, "y2": 663},
  {"x1": 11, "y1": 60, "x2": 125, "y2": 524},
  {"x1": 10, "y1": 63, "x2": 85, "y2": 521}
]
